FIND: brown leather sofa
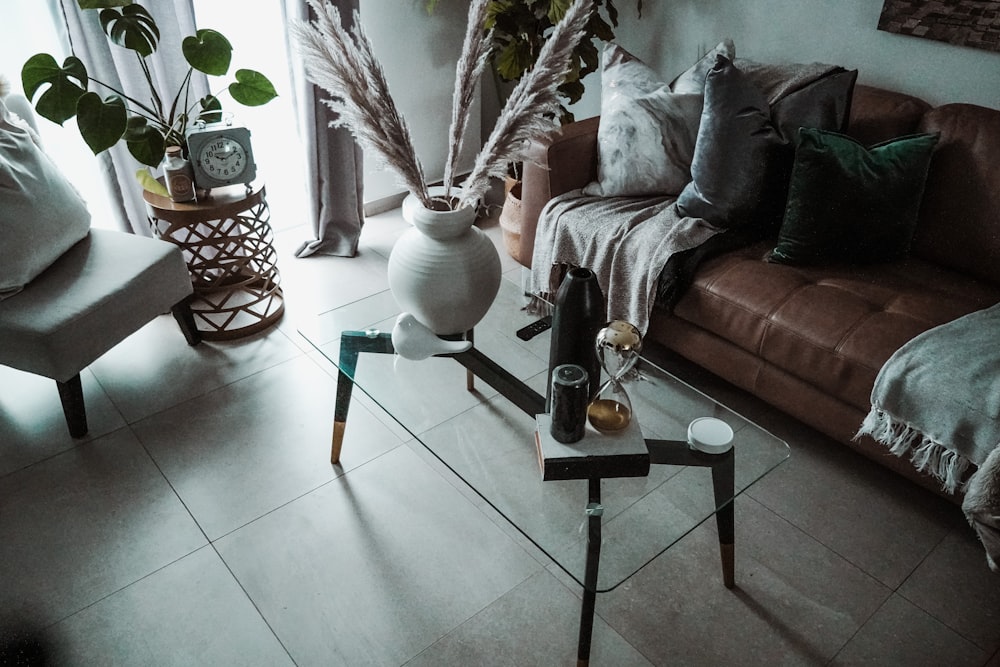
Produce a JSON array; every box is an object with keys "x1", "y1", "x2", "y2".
[{"x1": 518, "y1": 85, "x2": 1000, "y2": 500}]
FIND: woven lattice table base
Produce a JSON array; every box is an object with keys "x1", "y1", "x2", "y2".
[{"x1": 145, "y1": 183, "x2": 284, "y2": 340}]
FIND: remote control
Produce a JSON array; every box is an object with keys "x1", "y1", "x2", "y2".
[{"x1": 516, "y1": 315, "x2": 552, "y2": 341}]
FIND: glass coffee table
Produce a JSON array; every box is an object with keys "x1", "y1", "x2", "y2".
[{"x1": 300, "y1": 277, "x2": 789, "y2": 665}]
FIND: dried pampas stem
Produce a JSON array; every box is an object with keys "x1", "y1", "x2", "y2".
[
  {"x1": 292, "y1": 0, "x2": 432, "y2": 209},
  {"x1": 293, "y1": 0, "x2": 590, "y2": 214},
  {"x1": 458, "y1": 0, "x2": 593, "y2": 209},
  {"x1": 443, "y1": 0, "x2": 493, "y2": 196}
]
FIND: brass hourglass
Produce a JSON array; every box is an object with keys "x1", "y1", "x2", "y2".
[{"x1": 587, "y1": 320, "x2": 642, "y2": 432}]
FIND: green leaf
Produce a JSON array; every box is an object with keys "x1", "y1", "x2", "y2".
[
  {"x1": 100, "y1": 5, "x2": 159, "y2": 57},
  {"x1": 21, "y1": 54, "x2": 88, "y2": 125},
  {"x1": 495, "y1": 41, "x2": 533, "y2": 82},
  {"x1": 122, "y1": 115, "x2": 150, "y2": 141},
  {"x1": 182, "y1": 29, "x2": 232, "y2": 76},
  {"x1": 229, "y1": 70, "x2": 277, "y2": 106},
  {"x1": 78, "y1": 0, "x2": 133, "y2": 8},
  {"x1": 125, "y1": 121, "x2": 166, "y2": 167},
  {"x1": 135, "y1": 167, "x2": 169, "y2": 196},
  {"x1": 547, "y1": 0, "x2": 571, "y2": 23},
  {"x1": 195, "y1": 95, "x2": 223, "y2": 124},
  {"x1": 76, "y1": 92, "x2": 127, "y2": 154}
]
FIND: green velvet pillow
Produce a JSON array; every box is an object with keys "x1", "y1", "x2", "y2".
[{"x1": 769, "y1": 128, "x2": 939, "y2": 265}]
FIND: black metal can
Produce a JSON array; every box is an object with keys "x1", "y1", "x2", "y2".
[{"x1": 550, "y1": 364, "x2": 589, "y2": 443}]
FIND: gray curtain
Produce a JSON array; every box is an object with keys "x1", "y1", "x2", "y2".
[
  {"x1": 54, "y1": 0, "x2": 209, "y2": 236},
  {"x1": 282, "y1": 0, "x2": 364, "y2": 258}
]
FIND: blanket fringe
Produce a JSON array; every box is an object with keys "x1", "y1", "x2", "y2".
[{"x1": 856, "y1": 408, "x2": 972, "y2": 495}]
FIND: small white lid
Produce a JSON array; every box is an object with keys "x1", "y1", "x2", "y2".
[{"x1": 687, "y1": 417, "x2": 734, "y2": 454}]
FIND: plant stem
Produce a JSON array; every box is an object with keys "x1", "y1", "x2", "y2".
[
  {"x1": 136, "y1": 52, "x2": 166, "y2": 122},
  {"x1": 86, "y1": 78, "x2": 162, "y2": 122}
]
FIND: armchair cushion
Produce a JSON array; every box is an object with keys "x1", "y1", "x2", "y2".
[
  {"x1": 0, "y1": 98, "x2": 91, "y2": 300},
  {"x1": 0, "y1": 229, "x2": 193, "y2": 382}
]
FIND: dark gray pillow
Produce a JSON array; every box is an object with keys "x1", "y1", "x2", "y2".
[
  {"x1": 676, "y1": 55, "x2": 782, "y2": 227},
  {"x1": 677, "y1": 56, "x2": 858, "y2": 230}
]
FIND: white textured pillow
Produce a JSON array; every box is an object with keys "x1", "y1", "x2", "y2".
[
  {"x1": 0, "y1": 98, "x2": 91, "y2": 299},
  {"x1": 583, "y1": 44, "x2": 705, "y2": 197}
]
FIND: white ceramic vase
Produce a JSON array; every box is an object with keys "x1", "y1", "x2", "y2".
[{"x1": 388, "y1": 189, "x2": 502, "y2": 336}]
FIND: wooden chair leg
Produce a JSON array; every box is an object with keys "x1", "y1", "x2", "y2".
[
  {"x1": 56, "y1": 374, "x2": 88, "y2": 438},
  {"x1": 171, "y1": 295, "x2": 202, "y2": 346}
]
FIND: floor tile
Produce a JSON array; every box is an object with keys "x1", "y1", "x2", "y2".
[
  {"x1": 599, "y1": 496, "x2": 890, "y2": 666},
  {"x1": 215, "y1": 445, "x2": 542, "y2": 667},
  {"x1": 273, "y1": 224, "x2": 393, "y2": 325},
  {"x1": 831, "y1": 594, "x2": 987, "y2": 666},
  {"x1": 0, "y1": 366, "x2": 125, "y2": 476},
  {"x1": 405, "y1": 571, "x2": 653, "y2": 667},
  {"x1": 90, "y1": 314, "x2": 302, "y2": 425},
  {"x1": 745, "y1": 422, "x2": 958, "y2": 588},
  {"x1": 898, "y1": 527, "x2": 1000, "y2": 653},
  {"x1": 47, "y1": 546, "x2": 293, "y2": 666},
  {"x1": 133, "y1": 355, "x2": 401, "y2": 540},
  {"x1": 0, "y1": 428, "x2": 206, "y2": 629}
]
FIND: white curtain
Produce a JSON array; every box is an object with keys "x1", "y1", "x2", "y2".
[
  {"x1": 282, "y1": 0, "x2": 364, "y2": 258},
  {"x1": 54, "y1": 0, "x2": 210, "y2": 235}
]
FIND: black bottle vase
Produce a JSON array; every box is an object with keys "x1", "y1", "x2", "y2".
[{"x1": 546, "y1": 267, "x2": 605, "y2": 410}]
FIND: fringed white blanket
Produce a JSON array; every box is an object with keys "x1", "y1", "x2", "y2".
[
  {"x1": 855, "y1": 303, "x2": 1000, "y2": 571},
  {"x1": 528, "y1": 192, "x2": 721, "y2": 334}
]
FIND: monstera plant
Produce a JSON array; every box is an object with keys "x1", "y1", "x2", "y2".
[{"x1": 20, "y1": 0, "x2": 277, "y2": 167}]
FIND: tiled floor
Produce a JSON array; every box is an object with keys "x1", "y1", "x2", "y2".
[{"x1": 2, "y1": 206, "x2": 999, "y2": 666}]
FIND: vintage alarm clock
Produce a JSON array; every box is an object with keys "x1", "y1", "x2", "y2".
[{"x1": 185, "y1": 120, "x2": 257, "y2": 189}]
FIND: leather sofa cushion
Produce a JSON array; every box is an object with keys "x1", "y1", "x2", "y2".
[
  {"x1": 671, "y1": 241, "x2": 999, "y2": 412},
  {"x1": 846, "y1": 85, "x2": 930, "y2": 145}
]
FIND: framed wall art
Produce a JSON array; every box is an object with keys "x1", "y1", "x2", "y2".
[{"x1": 878, "y1": 1, "x2": 1000, "y2": 53}]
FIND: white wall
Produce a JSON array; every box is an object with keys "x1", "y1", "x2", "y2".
[
  {"x1": 360, "y1": 1, "x2": 480, "y2": 206},
  {"x1": 569, "y1": 0, "x2": 1000, "y2": 121}
]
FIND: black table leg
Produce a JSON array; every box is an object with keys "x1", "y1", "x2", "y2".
[
  {"x1": 646, "y1": 439, "x2": 737, "y2": 587},
  {"x1": 710, "y1": 449, "x2": 736, "y2": 588},
  {"x1": 332, "y1": 331, "x2": 394, "y2": 464},
  {"x1": 577, "y1": 477, "x2": 603, "y2": 667}
]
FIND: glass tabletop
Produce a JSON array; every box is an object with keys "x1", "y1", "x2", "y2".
[{"x1": 299, "y1": 277, "x2": 789, "y2": 592}]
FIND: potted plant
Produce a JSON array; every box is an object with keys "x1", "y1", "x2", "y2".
[
  {"x1": 292, "y1": 0, "x2": 591, "y2": 340},
  {"x1": 20, "y1": 1, "x2": 277, "y2": 174}
]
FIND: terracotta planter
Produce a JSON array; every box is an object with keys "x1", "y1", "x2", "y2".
[{"x1": 499, "y1": 176, "x2": 524, "y2": 264}]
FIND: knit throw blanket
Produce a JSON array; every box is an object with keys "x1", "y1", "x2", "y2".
[
  {"x1": 855, "y1": 303, "x2": 1000, "y2": 572},
  {"x1": 529, "y1": 193, "x2": 719, "y2": 333}
]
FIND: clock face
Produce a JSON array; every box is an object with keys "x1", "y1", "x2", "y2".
[{"x1": 195, "y1": 136, "x2": 248, "y2": 181}]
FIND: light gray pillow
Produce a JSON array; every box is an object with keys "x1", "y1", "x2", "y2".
[
  {"x1": 583, "y1": 44, "x2": 705, "y2": 198},
  {"x1": 0, "y1": 98, "x2": 91, "y2": 299}
]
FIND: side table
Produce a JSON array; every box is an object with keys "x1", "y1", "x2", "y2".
[{"x1": 144, "y1": 182, "x2": 284, "y2": 340}]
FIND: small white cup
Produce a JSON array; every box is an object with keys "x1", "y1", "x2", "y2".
[{"x1": 687, "y1": 417, "x2": 734, "y2": 454}]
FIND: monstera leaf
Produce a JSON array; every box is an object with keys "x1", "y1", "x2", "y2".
[
  {"x1": 229, "y1": 70, "x2": 278, "y2": 106},
  {"x1": 123, "y1": 116, "x2": 166, "y2": 167},
  {"x1": 99, "y1": 5, "x2": 159, "y2": 57},
  {"x1": 183, "y1": 29, "x2": 232, "y2": 76},
  {"x1": 21, "y1": 54, "x2": 88, "y2": 125},
  {"x1": 76, "y1": 93, "x2": 127, "y2": 154}
]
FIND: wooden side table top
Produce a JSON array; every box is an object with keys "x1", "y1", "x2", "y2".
[{"x1": 142, "y1": 181, "x2": 265, "y2": 225}]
